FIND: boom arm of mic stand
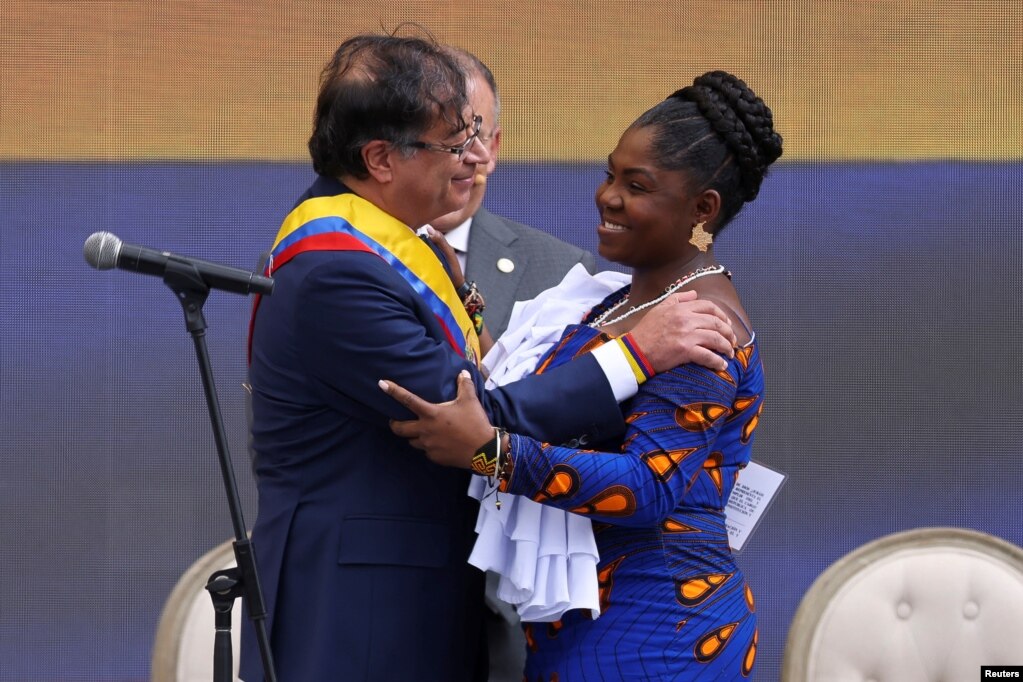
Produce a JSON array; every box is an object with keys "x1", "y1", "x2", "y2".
[{"x1": 163, "y1": 260, "x2": 278, "y2": 682}]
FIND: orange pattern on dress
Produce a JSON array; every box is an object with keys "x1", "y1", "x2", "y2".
[
  {"x1": 742, "y1": 629, "x2": 758, "y2": 677},
  {"x1": 701, "y1": 452, "x2": 725, "y2": 496},
  {"x1": 533, "y1": 464, "x2": 580, "y2": 503},
  {"x1": 675, "y1": 402, "x2": 731, "y2": 431},
  {"x1": 744, "y1": 583, "x2": 755, "y2": 612},
  {"x1": 576, "y1": 334, "x2": 610, "y2": 358},
  {"x1": 732, "y1": 396, "x2": 757, "y2": 412},
  {"x1": 741, "y1": 403, "x2": 762, "y2": 444},
  {"x1": 715, "y1": 366, "x2": 737, "y2": 385},
  {"x1": 570, "y1": 485, "x2": 636, "y2": 516},
  {"x1": 662, "y1": 518, "x2": 700, "y2": 533},
  {"x1": 534, "y1": 329, "x2": 582, "y2": 375},
  {"x1": 694, "y1": 622, "x2": 738, "y2": 662},
  {"x1": 524, "y1": 623, "x2": 537, "y2": 652},
  {"x1": 642, "y1": 446, "x2": 699, "y2": 482},
  {"x1": 676, "y1": 573, "x2": 733, "y2": 607},
  {"x1": 597, "y1": 555, "x2": 626, "y2": 614}
]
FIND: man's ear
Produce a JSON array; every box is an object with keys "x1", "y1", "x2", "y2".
[
  {"x1": 362, "y1": 140, "x2": 395, "y2": 184},
  {"x1": 483, "y1": 127, "x2": 502, "y2": 176},
  {"x1": 490, "y1": 127, "x2": 502, "y2": 159}
]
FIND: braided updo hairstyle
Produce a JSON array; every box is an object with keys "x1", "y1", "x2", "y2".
[{"x1": 632, "y1": 70, "x2": 783, "y2": 231}]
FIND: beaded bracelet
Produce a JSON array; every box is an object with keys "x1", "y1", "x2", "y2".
[{"x1": 472, "y1": 427, "x2": 511, "y2": 509}]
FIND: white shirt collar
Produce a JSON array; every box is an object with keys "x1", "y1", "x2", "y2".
[
  {"x1": 426, "y1": 216, "x2": 473, "y2": 273},
  {"x1": 441, "y1": 217, "x2": 473, "y2": 253}
]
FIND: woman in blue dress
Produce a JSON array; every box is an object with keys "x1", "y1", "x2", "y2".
[{"x1": 383, "y1": 70, "x2": 782, "y2": 680}]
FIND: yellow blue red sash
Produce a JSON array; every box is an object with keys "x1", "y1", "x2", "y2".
[{"x1": 248, "y1": 192, "x2": 480, "y2": 365}]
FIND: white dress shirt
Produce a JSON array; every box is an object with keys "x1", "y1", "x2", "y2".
[{"x1": 437, "y1": 217, "x2": 472, "y2": 274}]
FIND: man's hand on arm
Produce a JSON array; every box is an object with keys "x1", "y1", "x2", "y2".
[{"x1": 630, "y1": 291, "x2": 737, "y2": 373}]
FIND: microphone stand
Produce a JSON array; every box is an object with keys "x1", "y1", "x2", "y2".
[{"x1": 162, "y1": 259, "x2": 278, "y2": 682}]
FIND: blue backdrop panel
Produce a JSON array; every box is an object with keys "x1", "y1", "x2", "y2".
[{"x1": 0, "y1": 160, "x2": 1020, "y2": 680}]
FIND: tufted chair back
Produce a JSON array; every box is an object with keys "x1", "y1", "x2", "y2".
[{"x1": 782, "y1": 527, "x2": 1023, "y2": 681}]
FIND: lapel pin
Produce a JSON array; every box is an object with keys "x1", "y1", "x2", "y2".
[{"x1": 497, "y1": 258, "x2": 515, "y2": 273}]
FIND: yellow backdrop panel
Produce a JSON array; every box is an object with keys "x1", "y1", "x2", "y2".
[{"x1": 2, "y1": 0, "x2": 1020, "y2": 161}]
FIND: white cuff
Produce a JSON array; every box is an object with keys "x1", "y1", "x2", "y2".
[{"x1": 590, "y1": 342, "x2": 639, "y2": 403}]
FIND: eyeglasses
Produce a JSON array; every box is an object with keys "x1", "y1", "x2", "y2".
[{"x1": 409, "y1": 115, "x2": 482, "y2": 159}]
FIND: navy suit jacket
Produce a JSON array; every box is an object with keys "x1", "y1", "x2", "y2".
[
  {"x1": 240, "y1": 177, "x2": 625, "y2": 682},
  {"x1": 466, "y1": 207, "x2": 595, "y2": 338}
]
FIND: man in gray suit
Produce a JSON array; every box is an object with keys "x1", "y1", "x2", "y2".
[
  {"x1": 429, "y1": 48, "x2": 596, "y2": 680},
  {"x1": 430, "y1": 50, "x2": 595, "y2": 338}
]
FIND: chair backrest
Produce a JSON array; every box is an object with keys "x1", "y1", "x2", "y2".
[
  {"x1": 782, "y1": 527, "x2": 1023, "y2": 682},
  {"x1": 151, "y1": 538, "x2": 242, "y2": 682}
]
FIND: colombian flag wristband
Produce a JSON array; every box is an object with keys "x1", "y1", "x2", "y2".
[{"x1": 616, "y1": 333, "x2": 655, "y2": 384}]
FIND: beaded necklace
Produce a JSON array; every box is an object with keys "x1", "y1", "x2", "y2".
[{"x1": 588, "y1": 264, "x2": 729, "y2": 328}]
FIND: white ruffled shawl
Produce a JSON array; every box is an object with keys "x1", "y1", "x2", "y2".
[{"x1": 467, "y1": 264, "x2": 631, "y2": 622}]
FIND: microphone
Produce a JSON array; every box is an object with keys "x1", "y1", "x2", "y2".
[{"x1": 84, "y1": 231, "x2": 274, "y2": 296}]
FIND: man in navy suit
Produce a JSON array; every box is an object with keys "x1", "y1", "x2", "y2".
[
  {"x1": 241, "y1": 34, "x2": 736, "y2": 682},
  {"x1": 428, "y1": 49, "x2": 596, "y2": 338}
]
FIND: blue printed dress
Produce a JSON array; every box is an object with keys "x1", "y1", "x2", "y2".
[{"x1": 504, "y1": 286, "x2": 764, "y2": 681}]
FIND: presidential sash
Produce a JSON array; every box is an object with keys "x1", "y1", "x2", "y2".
[{"x1": 248, "y1": 192, "x2": 480, "y2": 366}]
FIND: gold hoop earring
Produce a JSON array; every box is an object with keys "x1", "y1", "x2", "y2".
[{"x1": 689, "y1": 221, "x2": 713, "y2": 252}]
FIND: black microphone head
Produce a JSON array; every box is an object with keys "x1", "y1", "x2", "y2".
[{"x1": 84, "y1": 231, "x2": 122, "y2": 270}]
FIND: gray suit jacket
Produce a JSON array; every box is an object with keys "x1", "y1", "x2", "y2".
[{"x1": 466, "y1": 207, "x2": 596, "y2": 338}]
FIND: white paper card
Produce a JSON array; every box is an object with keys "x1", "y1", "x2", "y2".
[{"x1": 725, "y1": 460, "x2": 786, "y2": 553}]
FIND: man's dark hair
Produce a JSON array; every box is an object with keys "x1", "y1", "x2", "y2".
[{"x1": 308, "y1": 34, "x2": 470, "y2": 179}]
